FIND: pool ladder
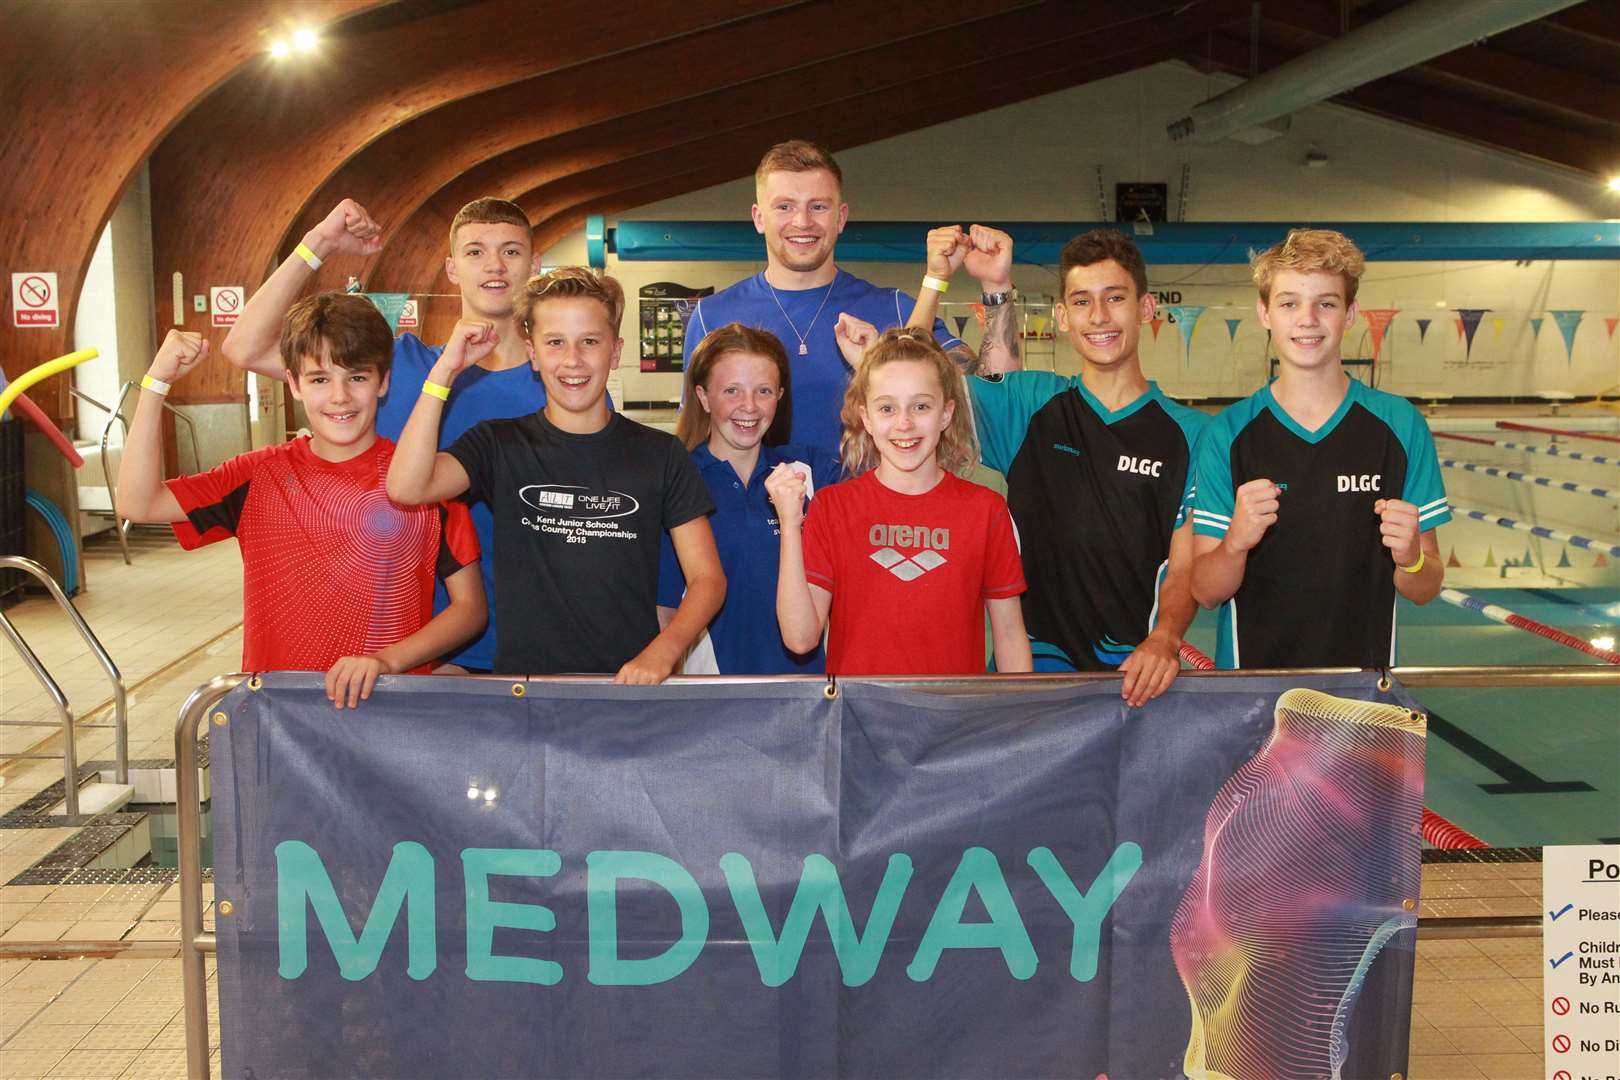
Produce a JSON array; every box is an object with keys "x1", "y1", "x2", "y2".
[{"x1": 0, "y1": 555, "x2": 128, "y2": 816}]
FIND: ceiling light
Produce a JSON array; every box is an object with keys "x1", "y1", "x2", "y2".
[
  {"x1": 1608, "y1": 177, "x2": 1620, "y2": 193},
  {"x1": 293, "y1": 28, "x2": 318, "y2": 52},
  {"x1": 269, "y1": 40, "x2": 290, "y2": 59}
]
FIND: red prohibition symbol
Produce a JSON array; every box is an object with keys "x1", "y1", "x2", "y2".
[
  {"x1": 1553, "y1": 1071, "x2": 1572, "y2": 1080},
  {"x1": 19, "y1": 275, "x2": 51, "y2": 307},
  {"x1": 1551, "y1": 995, "x2": 1571, "y2": 1015},
  {"x1": 1551, "y1": 1033, "x2": 1572, "y2": 1053}
]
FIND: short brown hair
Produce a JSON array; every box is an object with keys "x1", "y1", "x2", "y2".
[
  {"x1": 1252, "y1": 228, "x2": 1366, "y2": 304},
  {"x1": 840, "y1": 328, "x2": 978, "y2": 478},
  {"x1": 754, "y1": 140, "x2": 843, "y2": 194},
  {"x1": 675, "y1": 324, "x2": 794, "y2": 451},
  {"x1": 280, "y1": 292, "x2": 394, "y2": 378},
  {"x1": 515, "y1": 267, "x2": 626, "y2": 338},
  {"x1": 448, "y1": 197, "x2": 532, "y2": 251},
  {"x1": 1059, "y1": 229, "x2": 1149, "y2": 298}
]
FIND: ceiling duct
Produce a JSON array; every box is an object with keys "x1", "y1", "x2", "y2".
[{"x1": 1167, "y1": 0, "x2": 1583, "y2": 143}]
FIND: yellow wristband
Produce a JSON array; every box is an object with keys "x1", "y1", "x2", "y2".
[
  {"x1": 1398, "y1": 550, "x2": 1425, "y2": 574},
  {"x1": 140, "y1": 374, "x2": 171, "y2": 396},
  {"x1": 294, "y1": 241, "x2": 322, "y2": 270},
  {"x1": 421, "y1": 379, "x2": 450, "y2": 401},
  {"x1": 921, "y1": 275, "x2": 950, "y2": 294}
]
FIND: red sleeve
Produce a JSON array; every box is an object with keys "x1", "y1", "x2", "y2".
[
  {"x1": 801, "y1": 489, "x2": 837, "y2": 593},
  {"x1": 163, "y1": 445, "x2": 277, "y2": 550},
  {"x1": 435, "y1": 500, "x2": 480, "y2": 580},
  {"x1": 980, "y1": 494, "x2": 1026, "y2": 600}
]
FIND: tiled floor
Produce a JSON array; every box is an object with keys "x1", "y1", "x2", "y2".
[{"x1": 0, "y1": 535, "x2": 1558, "y2": 1078}]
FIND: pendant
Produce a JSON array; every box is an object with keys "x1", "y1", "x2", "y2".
[{"x1": 798, "y1": 342, "x2": 808, "y2": 355}]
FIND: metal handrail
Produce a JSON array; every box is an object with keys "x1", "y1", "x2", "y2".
[
  {"x1": 0, "y1": 556, "x2": 129, "y2": 816},
  {"x1": 73, "y1": 383, "x2": 203, "y2": 565},
  {"x1": 173, "y1": 664, "x2": 1620, "y2": 1079}
]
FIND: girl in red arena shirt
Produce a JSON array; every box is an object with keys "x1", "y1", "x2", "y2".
[{"x1": 766, "y1": 324, "x2": 1032, "y2": 675}]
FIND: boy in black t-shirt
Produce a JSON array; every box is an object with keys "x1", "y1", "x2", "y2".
[{"x1": 388, "y1": 268, "x2": 723, "y2": 680}]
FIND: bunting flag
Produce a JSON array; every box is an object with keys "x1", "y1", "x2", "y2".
[
  {"x1": 1454, "y1": 318, "x2": 1464, "y2": 342},
  {"x1": 1455, "y1": 309, "x2": 1491, "y2": 358},
  {"x1": 1521, "y1": 547, "x2": 1534, "y2": 568},
  {"x1": 1150, "y1": 317, "x2": 1164, "y2": 341},
  {"x1": 1491, "y1": 317, "x2": 1504, "y2": 339},
  {"x1": 1359, "y1": 309, "x2": 1399, "y2": 363},
  {"x1": 1225, "y1": 318, "x2": 1243, "y2": 343},
  {"x1": 1596, "y1": 552, "x2": 1609, "y2": 568},
  {"x1": 362, "y1": 292, "x2": 409, "y2": 333},
  {"x1": 969, "y1": 303, "x2": 987, "y2": 331},
  {"x1": 1556, "y1": 548, "x2": 1571, "y2": 569},
  {"x1": 1415, "y1": 318, "x2": 1432, "y2": 344},
  {"x1": 1483, "y1": 546, "x2": 1495, "y2": 568},
  {"x1": 1445, "y1": 547, "x2": 1460, "y2": 569},
  {"x1": 1529, "y1": 317, "x2": 1544, "y2": 340},
  {"x1": 952, "y1": 316, "x2": 970, "y2": 338},
  {"x1": 1605, "y1": 317, "x2": 1618, "y2": 340},
  {"x1": 1163, "y1": 305, "x2": 1206, "y2": 363},
  {"x1": 1548, "y1": 310, "x2": 1584, "y2": 362}
]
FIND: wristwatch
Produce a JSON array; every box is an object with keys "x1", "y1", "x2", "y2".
[{"x1": 980, "y1": 287, "x2": 1017, "y2": 306}]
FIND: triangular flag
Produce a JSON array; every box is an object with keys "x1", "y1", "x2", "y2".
[
  {"x1": 1529, "y1": 317, "x2": 1544, "y2": 339},
  {"x1": 1549, "y1": 310, "x2": 1584, "y2": 363},
  {"x1": 1491, "y1": 317, "x2": 1504, "y2": 339},
  {"x1": 1521, "y1": 547, "x2": 1534, "y2": 568},
  {"x1": 363, "y1": 292, "x2": 409, "y2": 333},
  {"x1": 1360, "y1": 308, "x2": 1399, "y2": 362},
  {"x1": 1605, "y1": 317, "x2": 1618, "y2": 340},
  {"x1": 1446, "y1": 546, "x2": 1460, "y2": 568},
  {"x1": 1225, "y1": 318, "x2": 1243, "y2": 343},
  {"x1": 1556, "y1": 547, "x2": 1571, "y2": 568},
  {"x1": 1163, "y1": 305, "x2": 1206, "y2": 363},
  {"x1": 1456, "y1": 309, "x2": 1490, "y2": 357},
  {"x1": 1454, "y1": 317, "x2": 1464, "y2": 341},
  {"x1": 1596, "y1": 552, "x2": 1610, "y2": 568},
  {"x1": 969, "y1": 303, "x2": 987, "y2": 331},
  {"x1": 952, "y1": 316, "x2": 970, "y2": 337},
  {"x1": 1483, "y1": 546, "x2": 1495, "y2": 568},
  {"x1": 1416, "y1": 318, "x2": 1432, "y2": 343},
  {"x1": 1150, "y1": 317, "x2": 1164, "y2": 341}
]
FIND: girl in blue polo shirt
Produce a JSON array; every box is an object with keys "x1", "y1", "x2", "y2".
[{"x1": 657, "y1": 323, "x2": 841, "y2": 673}]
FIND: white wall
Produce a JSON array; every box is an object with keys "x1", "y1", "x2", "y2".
[{"x1": 544, "y1": 61, "x2": 1620, "y2": 405}]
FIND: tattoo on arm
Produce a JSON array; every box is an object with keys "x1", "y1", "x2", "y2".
[
  {"x1": 947, "y1": 343, "x2": 981, "y2": 377},
  {"x1": 978, "y1": 301, "x2": 1021, "y2": 374}
]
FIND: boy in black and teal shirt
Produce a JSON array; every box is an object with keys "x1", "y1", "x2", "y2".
[{"x1": 1191, "y1": 228, "x2": 1449, "y2": 668}]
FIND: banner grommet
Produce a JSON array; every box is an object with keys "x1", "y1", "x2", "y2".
[
  {"x1": 211, "y1": 712, "x2": 228, "y2": 727},
  {"x1": 823, "y1": 679, "x2": 838, "y2": 700},
  {"x1": 511, "y1": 684, "x2": 526, "y2": 697},
  {"x1": 247, "y1": 675, "x2": 262, "y2": 691}
]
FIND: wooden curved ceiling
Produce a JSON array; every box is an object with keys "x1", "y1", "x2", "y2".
[{"x1": 10, "y1": 0, "x2": 1616, "y2": 415}]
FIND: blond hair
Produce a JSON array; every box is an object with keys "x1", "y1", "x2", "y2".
[
  {"x1": 754, "y1": 140, "x2": 843, "y2": 195},
  {"x1": 839, "y1": 328, "x2": 978, "y2": 478},
  {"x1": 515, "y1": 267, "x2": 625, "y2": 338},
  {"x1": 1252, "y1": 228, "x2": 1366, "y2": 304}
]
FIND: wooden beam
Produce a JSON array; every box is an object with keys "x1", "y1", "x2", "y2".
[
  {"x1": 1195, "y1": 30, "x2": 1612, "y2": 177},
  {"x1": 522, "y1": 40, "x2": 1194, "y2": 257},
  {"x1": 0, "y1": 1, "x2": 382, "y2": 420},
  {"x1": 1544, "y1": 1, "x2": 1620, "y2": 48},
  {"x1": 148, "y1": 0, "x2": 795, "y2": 404},
  {"x1": 369, "y1": 0, "x2": 1251, "y2": 293}
]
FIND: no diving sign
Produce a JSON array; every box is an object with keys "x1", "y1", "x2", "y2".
[
  {"x1": 211, "y1": 286, "x2": 245, "y2": 327},
  {"x1": 398, "y1": 299, "x2": 419, "y2": 328},
  {"x1": 12, "y1": 272, "x2": 59, "y2": 328}
]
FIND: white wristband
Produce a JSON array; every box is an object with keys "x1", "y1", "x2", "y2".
[
  {"x1": 294, "y1": 241, "x2": 323, "y2": 270},
  {"x1": 140, "y1": 374, "x2": 171, "y2": 396},
  {"x1": 921, "y1": 275, "x2": 950, "y2": 294}
]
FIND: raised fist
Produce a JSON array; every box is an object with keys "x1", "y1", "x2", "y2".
[
  {"x1": 305, "y1": 199, "x2": 384, "y2": 261},
  {"x1": 963, "y1": 224, "x2": 1013, "y2": 292},
  {"x1": 1224, "y1": 477, "x2": 1281, "y2": 554},
  {"x1": 764, "y1": 461, "x2": 810, "y2": 530},
  {"x1": 833, "y1": 312, "x2": 879, "y2": 370},
  {"x1": 924, "y1": 225, "x2": 970, "y2": 281},
  {"x1": 149, "y1": 330, "x2": 209, "y2": 383}
]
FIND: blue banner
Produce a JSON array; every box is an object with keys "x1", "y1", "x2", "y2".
[{"x1": 212, "y1": 672, "x2": 1425, "y2": 1079}]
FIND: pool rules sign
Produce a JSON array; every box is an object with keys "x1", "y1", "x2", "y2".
[
  {"x1": 1542, "y1": 845, "x2": 1620, "y2": 1076},
  {"x1": 12, "y1": 272, "x2": 59, "y2": 327}
]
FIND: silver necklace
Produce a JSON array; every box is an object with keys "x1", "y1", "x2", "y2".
[{"x1": 765, "y1": 275, "x2": 835, "y2": 355}]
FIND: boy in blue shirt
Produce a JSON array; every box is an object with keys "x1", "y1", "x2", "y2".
[
  {"x1": 1190, "y1": 228, "x2": 1449, "y2": 668},
  {"x1": 224, "y1": 197, "x2": 546, "y2": 673}
]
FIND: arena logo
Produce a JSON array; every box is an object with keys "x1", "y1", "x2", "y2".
[
  {"x1": 274, "y1": 841, "x2": 1142, "y2": 988},
  {"x1": 868, "y1": 523, "x2": 949, "y2": 550},
  {"x1": 519, "y1": 484, "x2": 640, "y2": 519},
  {"x1": 1337, "y1": 474, "x2": 1382, "y2": 492}
]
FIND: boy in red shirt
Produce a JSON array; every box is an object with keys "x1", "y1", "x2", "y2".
[{"x1": 118, "y1": 293, "x2": 485, "y2": 707}]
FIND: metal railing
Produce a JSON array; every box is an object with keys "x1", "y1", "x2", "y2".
[
  {"x1": 0, "y1": 556, "x2": 128, "y2": 816},
  {"x1": 68, "y1": 383, "x2": 202, "y2": 565},
  {"x1": 172, "y1": 664, "x2": 1620, "y2": 1079}
]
